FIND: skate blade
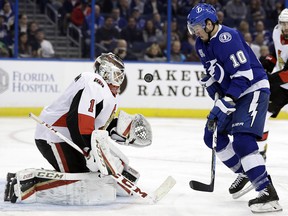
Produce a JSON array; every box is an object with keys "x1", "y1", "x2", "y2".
[
  {"x1": 232, "y1": 184, "x2": 254, "y2": 199},
  {"x1": 250, "y1": 200, "x2": 283, "y2": 213}
]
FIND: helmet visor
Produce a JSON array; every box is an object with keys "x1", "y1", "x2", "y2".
[{"x1": 187, "y1": 22, "x2": 203, "y2": 35}]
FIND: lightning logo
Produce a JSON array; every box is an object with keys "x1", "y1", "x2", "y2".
[
  {"x1": 249, "y1": 92, "x2": 260, "y2": 127},
  {"x1": 206, "y1": 59, "x2": 225, "y2": 83}
]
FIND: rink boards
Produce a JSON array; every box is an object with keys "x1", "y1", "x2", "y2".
[{"x1": 0, "y1": 59, "x2": 288, "y2": 119}]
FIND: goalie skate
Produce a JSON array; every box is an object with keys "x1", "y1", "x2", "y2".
[{"x1": 4, "y1": 172, "x2": 17, "y2": 203}]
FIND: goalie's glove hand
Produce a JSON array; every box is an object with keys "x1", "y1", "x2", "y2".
[
  {"x1": 207, "y1": 96, "x2": 235, "y2": 132},
  {"x1": 199, "y1": 74, "x2": 223, "y2": 100},
  {"x1": 110, "y1": 127, "x2": 128, "y2": 145}
]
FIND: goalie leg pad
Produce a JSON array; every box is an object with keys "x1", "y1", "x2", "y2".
[{"x1": 5, "y1": 168, "x2": 116, "y2": 205}]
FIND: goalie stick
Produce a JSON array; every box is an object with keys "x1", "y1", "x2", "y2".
[
  {"x1": 29, "y1": 113, "x2": 176, "y2": 203},
  {"x1": 189, "y1": 93, "x2": 219, "y2": 192}
]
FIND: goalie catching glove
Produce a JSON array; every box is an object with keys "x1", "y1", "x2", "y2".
[{"x1": 108, "y1": 110, "x2": 152, "y2": 147}]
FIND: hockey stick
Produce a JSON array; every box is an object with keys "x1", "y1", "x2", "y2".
[
  {"x1": 189, "y1": 93, "x2": 219, "y2": 192},
  {"x1": 29, "y1": 113, "x2": 176, "y2": 203}
]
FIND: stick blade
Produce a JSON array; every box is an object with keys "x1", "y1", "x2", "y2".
[
  {"x1": 189, "y1": 180, "x2": 214, "y2": 192},
  {"x1": 152, "y1": 176, "x2": 176, "y2": 203}
]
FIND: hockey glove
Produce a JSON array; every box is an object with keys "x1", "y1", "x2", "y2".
[
  {"x1": 199, "y1": 74, "x2": 223, "y2": 100},
  {"x1": 207, "y1": 96, "x2": 235, "y2": 132}
]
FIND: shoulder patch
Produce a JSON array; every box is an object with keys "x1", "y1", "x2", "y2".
[
  {"x1": 219, "y1": 32, "x2": 232, "y2": 43},
  {"x1": 94, "y1": 78, "x2": 104, "y2": 87}
]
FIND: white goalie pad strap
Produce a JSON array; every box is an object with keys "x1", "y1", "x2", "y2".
[
  {"x1": 116, "y1": 110, "x2": 152, "y2": 147},
  {"x1": 14, "y1": 168, "x2": 116, "y2": 205}
]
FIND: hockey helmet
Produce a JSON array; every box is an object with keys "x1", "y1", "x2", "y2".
[
  {"x1": 94, "y1": 52, "x2": 125, "y2": 87},
  {"x1": 187, "y1": 3, "x2": 218, "y2": 35},
  {"x1": 279, "y1": 8, "x2": 288, "y2": 23}
]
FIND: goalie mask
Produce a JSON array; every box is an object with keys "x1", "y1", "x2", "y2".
[
  {"x1": 187, "y1": 3, "x2": 218, "y2": 35},
  {"x1": 94, "y1": 52, "x2": 125, "y2": 87}
]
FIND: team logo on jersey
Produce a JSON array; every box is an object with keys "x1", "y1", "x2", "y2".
[{"x1": 219, "y1": 32, "x2": 232, "y2": 43}]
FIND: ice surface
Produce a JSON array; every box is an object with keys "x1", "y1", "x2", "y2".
[{"x1": 0, "y1": 117, "x2": 287, "y2": 216}]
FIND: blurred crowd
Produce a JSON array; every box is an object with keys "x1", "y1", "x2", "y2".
[{"x1": 0, "y1": 0, "x2": 286, "y2": 62}]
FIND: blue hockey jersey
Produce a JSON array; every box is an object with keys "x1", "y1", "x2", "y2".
[{"x1": 195, "y1": 25, "x2": 270, "y2": 100}]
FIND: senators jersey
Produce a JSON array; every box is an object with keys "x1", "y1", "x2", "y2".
[
  {"x1": 195, "y1": 25, "x2": 270, "y2": 100},
  {"x1": 34, "y1": 72, "x2": 118, "y2": 150},
  {"x1": 272, "y1": 24, "x2": 288, "y2": 72}
]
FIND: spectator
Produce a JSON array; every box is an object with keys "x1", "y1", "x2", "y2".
[
  {"x1": 206, "y1": 0, "x2": 223, "y2": 11},
  {"x1": 238, "y1": 20, "x2": 250, "y2": 36},
  {"x1": 27, "y1": 21, "x2": 39, "y2": 56},
  {"x1": 130, "y1": 0, "x2": 144, "y2": 14},
  {"x1": 120, "y1": 16, "x2": 144, "y2": 44},
  {"x1": 252, "y1": 20, "x2": 271, "y2": 45},
  {"x1": 224, "y1": 0, "x2": 247, "y2": 28},
  {"x1": 18, "y1": 14, "x2": 28, "y2": 33},
  {"x1": 253, "y1": 32, "x2": 265, "y2": 47},
  {"x1": 118, "y1": 0, "x2": 131, "y2": 19},
  {"x1": 18, "y1": 32, "x2": 32, "y2": 58},
  {"x1": 246, "y1": 0, "x2": 266, "y2": 26},
  {"x1": 244, "y1": 32, "x2": 260, "y2": 58},
  {"x1": 160, "y1": 19, "x2": 182, "y2": 50},
  {"x1": 0, "y1": 14, "x2": 9, "y2": 46},
  {"x1": 169, "y1": 40, "x2": 186, "y2": 62},
  {"x1": 0, "y1": 1, "x2": 14, "y2": 31},
  {"x1": 113, "y1": 39, "x2": 137, "y2": 60},
  {"x1": 143, "y1": 0, "x2": 165, "y2": 16},
  {"x1": 143, "y1": 43, "x2": 166, "y2": 62},
  {"x1": 259, "y1": 45, "x2": 270, "y2": 68},
  {"x1": 181, "y1": 29, "x2": 200, "y2": 62},
  {"x1": 34, "y1": 29, "x2": 55, "y2": 58},
  {"x1": 95, "y1": 16, "x2": 120, "y2": 51},
  {"x1": 217, "y1": 10, "x2": 224, "y2": 24},
  {"x1": 152, "y1": 12, "x2": 163, "y2": 30},
  {"x1": 58, "y1": 0, "x2": 80, "y2": 34},
  {"x1": 142, "y1": 19, "x2": 163, "y2": 44},
  {"x1": 0, "y1": 40, "x2": 9, "y2": 57},
  {"x1": 130, "y1": 6, "x2": 145, "y2": 30},
  {"x1": 83, "y1": 4, "x2": 104, "y2": 34},
  {"x1": 111, "y1": 8, "x2": 127, "y2": 30},
  {"x1": 70, "y1": 1, "x2": 91, "y2": 27},
  {"x1": 100, "y1": 0, "x2": 118, "y2": 14}
]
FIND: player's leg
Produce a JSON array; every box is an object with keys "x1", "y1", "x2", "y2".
[
  {"x1": 35, "y1": 139, "x2": 90, "y2": 173},
  {"x1": 232, "y1": 91, "x2": 282, "y2": 212},
  {"x1": 4, "y1": 168, "x2": 116, "y2": 205},
  {"x1": 203, "y1": 121, "x2": 251, "y2": 198}
]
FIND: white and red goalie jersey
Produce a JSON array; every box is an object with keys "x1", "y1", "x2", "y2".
[
  {"x1": 34, "y1": 71, "x2": 118, "y2": 150},
  {"x1": 272, "y1": 24, "x2": 288, "y2": 72}
]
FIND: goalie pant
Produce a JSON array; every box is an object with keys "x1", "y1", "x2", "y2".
[{"x1": 4, "y1": 168, "x2": 132, "y2": 205}]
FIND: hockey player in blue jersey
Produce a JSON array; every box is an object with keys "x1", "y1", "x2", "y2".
[{"x1": 187, "y1": 3, "x2": 282, "y2": 213}]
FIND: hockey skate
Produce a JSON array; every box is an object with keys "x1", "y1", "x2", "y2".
[
  {"x1": 229, "y1": 173, "x2": 254, "y2": 199},
  {"x1": 4, "y1": 172, "x2": 17, "y2": 203},
  {"x1": 249, "y1": 183, "x2": 282, "y2": 213}
]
